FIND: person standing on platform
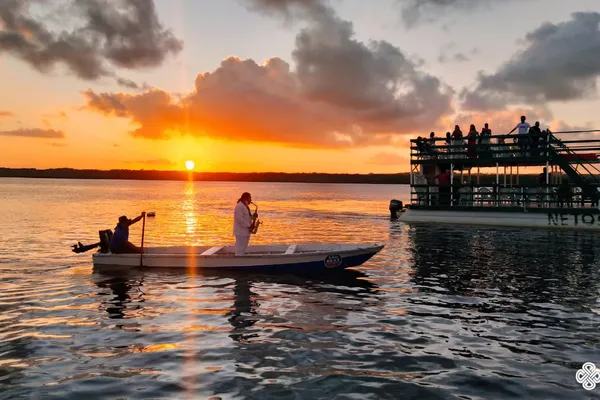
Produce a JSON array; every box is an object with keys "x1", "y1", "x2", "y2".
[
  {"x1": 233, "y1": 192, "x2": 256, "y2": 256},
  {"x1": 509, "y1": 115, "x2": 531, "y2": 155}
]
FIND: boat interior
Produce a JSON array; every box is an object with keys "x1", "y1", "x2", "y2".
[{"x1": 134, "y1": 243, "x2": 378, "y2": 256}]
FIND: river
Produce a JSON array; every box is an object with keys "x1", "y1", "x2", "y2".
[{"x1": 0, "y1": 178, "x2": 599, "y2": 399}]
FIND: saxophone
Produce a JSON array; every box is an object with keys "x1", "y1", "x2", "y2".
[{"x1": 249, "y1": 202, "x2": 261, "y2": 234}]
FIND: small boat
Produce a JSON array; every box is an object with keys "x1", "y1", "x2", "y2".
[{"x1": 92, "y1": 243, "x2": 384, "y2": 271}]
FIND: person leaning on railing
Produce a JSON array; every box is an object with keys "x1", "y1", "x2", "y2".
[
  {"x1": 444, "y1": 132, "x2": 452, "y2": 159},
  {"x1": 528, "y1": 122, "x2": 542, "y2": 157},
  {"x1": 479, "y1": 123, "x2": 492, "y2": 158}
]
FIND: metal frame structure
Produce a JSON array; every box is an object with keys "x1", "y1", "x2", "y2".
[{"x1": 408, "y1": 130, "x2": 600, "y2": 211}]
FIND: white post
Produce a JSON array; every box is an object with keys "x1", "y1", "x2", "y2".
[
  {"x1": 450, "y1": 163, "x2": 454, "y2": 207},
  {"x1": 545, "y1": 161, "x2": 549, "y2": 208},
  {"x1": 409, "y1": 163, "x2": 413, "y2": 204},
  {"x1": 496, "y1": 162, "x2": 500, "y2": 208}
]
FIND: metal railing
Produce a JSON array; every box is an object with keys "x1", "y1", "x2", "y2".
[
  {"x1": 410, "y1": 130, "x2": 600, "y2": 166},
  {"x1": 548, "y1": 134, "x2": 600, "y2": 186},
  {"x1": 409, "y1": 183, "x2": 599, "y2": 209}
]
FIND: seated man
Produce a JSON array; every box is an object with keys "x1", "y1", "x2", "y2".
[{"x1": 110, "y1": 212, "x2": 145, "y2": 253}]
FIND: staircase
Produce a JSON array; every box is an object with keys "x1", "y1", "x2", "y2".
[{"x1": 548, "y1": 134, "x2": 600, "y2": 203}]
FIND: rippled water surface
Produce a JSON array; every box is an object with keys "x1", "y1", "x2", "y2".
[{"x1": 1, "y1": 178, "x2": 600, "y2": 399}]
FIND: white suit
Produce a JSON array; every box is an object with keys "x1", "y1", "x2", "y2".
[{"x1": 233, "y1": 201, "x2": 253, "y2": 255}]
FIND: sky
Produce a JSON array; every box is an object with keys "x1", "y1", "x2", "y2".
[{"x1": 1, "y1": 0, "x2": 600, "y2": 173}]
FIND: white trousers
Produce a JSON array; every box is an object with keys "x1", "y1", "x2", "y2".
[{"x1": 235, "y1": 235, "x2": 250, "y2": 256}]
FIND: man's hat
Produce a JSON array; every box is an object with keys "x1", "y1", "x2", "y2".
[{"x1": 118, "y1": 215, "x2": 128, "y2": 224}]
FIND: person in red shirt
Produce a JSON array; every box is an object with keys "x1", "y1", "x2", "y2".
[{"x1": 435, "y1": 170, "x2": 451, "y2": 205}]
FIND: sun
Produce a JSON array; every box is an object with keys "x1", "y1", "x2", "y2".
[{"x1": 185, "y1": 160, "x2": 195, "y2": 171}]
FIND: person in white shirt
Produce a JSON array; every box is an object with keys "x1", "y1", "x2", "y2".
[
  {"x1": 509, "y1": 115, "x2": 530, "y2": 155},
  {"x1": 233, "y1": 192, "x2": 256, "y2": 255}
]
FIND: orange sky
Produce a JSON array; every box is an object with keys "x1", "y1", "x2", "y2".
[{"x1": 1, "y1": 1, "x2": 599, "y2": 174}]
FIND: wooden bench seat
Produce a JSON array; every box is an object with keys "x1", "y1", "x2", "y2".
[
  {"x1": 201, "y1": 246, "x2": 223, "y2": 256},
  {"x1": 284, "y1": 244, "x2": 297, "y2": 255}
]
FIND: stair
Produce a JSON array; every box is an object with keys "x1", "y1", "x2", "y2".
[{"x1": 548, "y1": 135, "x2": 600, "y2": 203}]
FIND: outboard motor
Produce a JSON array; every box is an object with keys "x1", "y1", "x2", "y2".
[
  {"x1": 389, "y1": 199, "x2": 403, "y2": 220},
  {"x1": 99, "y1": 229, "x2": 113, "y2": 253}
]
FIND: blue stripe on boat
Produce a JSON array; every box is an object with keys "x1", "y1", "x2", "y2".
[{"x1": 187, "y1": 251, "x2": 378, "y2": 271}]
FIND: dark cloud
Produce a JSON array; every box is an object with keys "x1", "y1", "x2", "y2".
[
  {"x1": 116, "y1": 77, "x2": 140, "y2": 89},
  {"x1": 82, "y1": 2, "x2": 454, "y2": 148},
  {"x1": 0, "y1": 0, "x2": 183, "y2": 86},
  {"x1": 461, "y1": 12, "x2": 600, "y2": 110},
  {"x1": 241, "y1": 0, "x2": 331, "y2": 21},
  {"x1": 438, "y1": 51, "x2": 470, "y2": 64},
  {"x1": 0, "y1": 128, "x2": 65, "y2": 138},
  {"x1": 398, "y1": 0, "x2": 525, "y2": 28},
  {"x1": 453, "y1": 53, "x2": 469, "y2": 62},
  {"x1": 0, "y1": 111, "x2": 13, "y2": 117}
]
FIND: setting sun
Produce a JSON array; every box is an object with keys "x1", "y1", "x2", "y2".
[{"x1": 185, "y1": 160, "x2": 195, "y2": 170}]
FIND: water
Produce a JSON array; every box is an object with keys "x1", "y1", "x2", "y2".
[{"x1": 1, "y1": 178, "x2": 599, "y2": 399}]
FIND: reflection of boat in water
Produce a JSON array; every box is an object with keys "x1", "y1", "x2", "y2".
[
  {"x1": 92, "y1": 243, "x2": 384, "y2": 272},
  {"x1": 390, "y1": 129, "x2": 600, "y2": 231},
  {"x1": 91, "y1": 267, "x2": 379, "y2": 340},
  {"x1": 92, "y1": 270, "x2": 145, "y2": 321},
  {"x1": 209, "y1": 268, "x2": 380, "y2": 343}
]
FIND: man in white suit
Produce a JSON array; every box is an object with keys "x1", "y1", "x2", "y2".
[{"x1": 233, "y1": 192, "x2": 255, "y2": 255}]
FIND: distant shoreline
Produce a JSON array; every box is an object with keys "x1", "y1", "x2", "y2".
[
  {"x1": 0, "y1": 168, "x2": 410, "y2": 184},
  {"x1": 0, "y1": 168, "x2": 544, "y2": 185}
]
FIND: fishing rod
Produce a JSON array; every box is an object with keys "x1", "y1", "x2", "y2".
[{"x1": 249, "y1": 202, "x2": 261, "y2": 234}]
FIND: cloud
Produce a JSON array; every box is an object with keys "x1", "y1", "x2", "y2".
[
  {"x1": 550, "y1": 120, "x2": 594, "y2": 133},
  {"x1": 0, "y1": 128, "x2": 65, "y2": 138},
  {"x1": 438, "y1": 51, "x2": 470, "y2": 64},
  {"x1": 548, "y1": 120, "x2": 598, "y2": 141},
  {"x1": 0, "y1": 0, "x2": 183, "y2": 87},
  {"x1": 453, "y1": 53, "x2": 469, "y2": 62},
  {"x1": 366, "y1": 152, "x2": 407, "y2": 166},
  {"x1": 398, "y1": 0, "x2": 525, "y2": 28},
  {"x1": 241, "y1": 0, "x2": 331, "y2": 21},
  {"x1": 0, "y1": 111, "x2": 14, "y2": 118},
  {"x1": 82, "y1": 3, "x2": 454, "y2": 148},
  {"x1": 116, "y1": 77, "x2": 141, "y2": 90},
  {"x1": 461, "y1": 12, "x2": 600, "y2": 110}
]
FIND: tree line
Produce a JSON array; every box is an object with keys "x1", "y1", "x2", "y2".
[{"x1": 0, "y1": 168, "x2": 546, "y2": 185}]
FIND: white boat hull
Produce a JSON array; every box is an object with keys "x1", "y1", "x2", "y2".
[
  {"x1": 399, "y1": 208, "x2": 600, "y2": 231},
  {"x1": 92, "y1": 243, "x2": 384, "y2": 270}
]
